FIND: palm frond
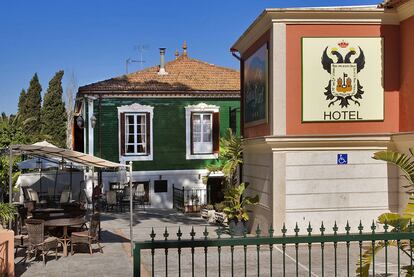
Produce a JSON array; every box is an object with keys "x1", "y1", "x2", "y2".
[
  {"x1": 356, "y1": 242, "x2": 387, "y2": 277},
  {"x1": 374, "y1": 150, "x2": 414, "y2": 187}
]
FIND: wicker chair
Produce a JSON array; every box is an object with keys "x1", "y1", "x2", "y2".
[
  {"x1": 70, "y1": 213, "x2": 103, "y2": 255},
  {"x1": 59, "y1": 190, "x2": 71, "y2": 204},
  {"x1": 25, "y1": 219, "x2": 60, "y2": 265},
  {"x1": 106, "y1": 191, "x2": 117, "y2": 212}
]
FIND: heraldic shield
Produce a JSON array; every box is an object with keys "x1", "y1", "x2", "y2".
[
  {"x1": 321, "y1": 41, "x2": 365, "y2": 108},
  {"x1": 331, "y1": 63, "x2": 357, "y2": 97}
]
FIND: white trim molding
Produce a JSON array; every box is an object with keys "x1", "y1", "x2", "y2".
[
  {"x1": 87, "y1": 98, "x2": 94, "y2": 156},
  {"x1": 117, "y1": 103, "x2": 154, "y2": 162},
  {"x1": 272, "y1": 22, "x2": 287, "y2": 136},
  {"x1": 185, "y1": 103, "x2": 219, "y2": 160}
]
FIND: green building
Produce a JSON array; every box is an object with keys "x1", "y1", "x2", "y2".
[{"x1": 74, "y1": 45, "x2": 240, "y2": 208}]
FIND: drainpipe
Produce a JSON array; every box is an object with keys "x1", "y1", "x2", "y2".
[{"x1": 230, "y1": 48, "x2": 243, "y2": 183}]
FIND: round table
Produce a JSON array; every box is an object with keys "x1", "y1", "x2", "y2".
[
  {"x1": 45, "y1": 217, "x2": 87, "y2": 256},
  {"x1": 32, "y1": 208, "x2": 65, "y2": 220}
]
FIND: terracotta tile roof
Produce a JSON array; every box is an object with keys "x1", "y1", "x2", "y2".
[
  {"x1": 79, "y1": 55, "x2": 240, "y2": 94},
  {"x1": 378, "y1": 0, "x2": 410, "y2": 8}
]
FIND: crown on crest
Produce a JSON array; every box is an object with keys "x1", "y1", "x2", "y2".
[{"x1": 338, "y1": 40, "x2": 349, "y2": 48}]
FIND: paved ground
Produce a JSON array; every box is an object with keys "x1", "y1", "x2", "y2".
[
  {"x1": 14, "y1": 208, "x2": 215, "y2": 277},
  {"x1": 15, "y1": 208, "x2": 412, "y2": 276}
]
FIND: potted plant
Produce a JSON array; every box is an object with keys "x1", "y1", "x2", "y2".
[
  {"x1": 201, "y1": 204, "x2": 215, "y2": 223},
  {"x1": 214, "y1": 202, "x2": 227, "y2": 225},
  {"x1": 190, "y1": 193, "x2": 200, "y2": 212},
  {"x1": 223, "y1": 183, "x2": 259, "y2": 236},
  {"x1": 0, "y1": 202, "x2": 16, "y2": 229}
]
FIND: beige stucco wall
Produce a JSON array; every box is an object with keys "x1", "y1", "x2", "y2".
[
  {"x1": 243, "y1": 135, "x2": 402, "y2": 235},
  {"x1": 243, "y1": 142, "x2": 274, "y2": 234}
]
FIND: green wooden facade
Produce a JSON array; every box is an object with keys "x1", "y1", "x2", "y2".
[{"x1": 89, "y1": 98, "x2": 240, "y2": 172}]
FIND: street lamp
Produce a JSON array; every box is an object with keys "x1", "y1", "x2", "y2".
[
  {"x1": 90, "y1": 114, "x2": 97, "y2": 129},
  {"x1": 76, "y1": 115, "x2": 84, "y2": 129}
]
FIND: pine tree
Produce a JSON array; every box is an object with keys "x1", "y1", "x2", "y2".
[
  {"x1": 17, "y1": 89, "x2": 27, "y2": 119},
  {"x1": 25, "y1": 73, "x2": 42, "y2": 136},
  {"x1": 41, "y1": 70, "x2": 67, "y2": 147}
]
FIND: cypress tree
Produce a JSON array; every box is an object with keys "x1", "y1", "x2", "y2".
[
  {"x1": 25, "y1": 73, "x2": 42, "y2": 136},
  {"x1": 41, "y1": 70, "x2": 66, "y2": 147},
  {"x1": 17, "y1": 89, "x2": 27, "y2": 119}
]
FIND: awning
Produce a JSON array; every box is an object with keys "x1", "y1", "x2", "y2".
[
  {"x1": 11, "y1": 144, "x2": 127, "y2": 169},
  {"x1": 7, "y1": 142, "x2": 133, "y2": 256},
  {"x1": 18, "y1": 157, "x2": 59, "y2": 170}
]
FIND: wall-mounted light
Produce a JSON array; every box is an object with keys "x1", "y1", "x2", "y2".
[
  {"x1": 76, "y1": 115, "x2": 84, "y2": 129},
  {"x1": 159, "y1": 175, "x2": 162, "y2": 180},
  {"x1": 90, "y1": 114, "x2": 97, "y2": 129}
]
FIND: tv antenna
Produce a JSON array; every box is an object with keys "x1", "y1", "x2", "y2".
[
  {"x1": 125, "y1": 44, "x2": 149, "y2": 74},
  {"x1": 134, "y1": 44, "x2": 149, "y2": 69}
]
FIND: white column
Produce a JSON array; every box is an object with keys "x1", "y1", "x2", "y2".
[
  {"x1": 272, "y1": 23, "x2": 287, "y2": 136},
  {"x1": 88, "y1": 98, "x2": 94, "y2": 156}
]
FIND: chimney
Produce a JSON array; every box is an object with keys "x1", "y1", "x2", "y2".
[{"x1": 158, "y1": 48, "x2": 168, "y2": 75}]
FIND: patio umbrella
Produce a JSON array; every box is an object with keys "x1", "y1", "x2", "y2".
[{"x1": 18, "y1": 157, "x2": 59, "y2": 201}]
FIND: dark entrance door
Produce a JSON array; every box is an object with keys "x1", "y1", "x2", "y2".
[{"x1": 207, "y1": 177, "x2": 224, "y2": 204}]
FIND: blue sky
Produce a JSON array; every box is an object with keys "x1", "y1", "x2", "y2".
[{"x1": 0, "y1": 0, "x2": 379, "y2": 114}]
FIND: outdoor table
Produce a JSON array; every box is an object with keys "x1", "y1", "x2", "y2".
[
  {"x1": 32, "y1": 208, "x2": 65, "y2": 220},
  {"x1": 44, "y1": 217, "x2": 87, "y2": 256}
]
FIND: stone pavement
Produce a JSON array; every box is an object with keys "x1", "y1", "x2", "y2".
[
  {"x1": 15, "y1": 209, "x2": 411, "y2": 276},
  {"x1": 14, "y1": 208, "x2": 216, "y2": 277}
]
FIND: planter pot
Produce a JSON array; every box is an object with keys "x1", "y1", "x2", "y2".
[
  {"x1": 228, "y1": 220, "x2": 247, "y2": 236},
  {"x1": 207, "y1": 210, "x2": 215, "y2": 223},
  {"x1": 200, "y1": 208, "x2": 209, "y2": 219},
  {"x1": 201, "y1": 209, "x2": 216, "y2": 223},
  {"x1": 0, "y1": 229, "x2": 15, "y2": 277},
  {"x1": 214, "y1": 211, "x2": 227, "y2": 225},
  {"x1": 184, "y1": 205, "x2": 201, "y2": 213}
]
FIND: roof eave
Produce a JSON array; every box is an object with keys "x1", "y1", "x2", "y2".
[
  {"x1": 76, "y1": 90, "x2": 240, "y2": 98},
  {"x1": 231, "y1": 6, "x2": 399, "y2": 54}
]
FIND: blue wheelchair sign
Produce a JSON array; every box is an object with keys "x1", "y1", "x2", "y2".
[{"x1": 337, "y1": 154, "x2": 348, "y2": 165}]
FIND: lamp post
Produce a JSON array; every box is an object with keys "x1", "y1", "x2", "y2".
[
  {"x1": 76, "y1": 115, "x2": 84, "y2": 129},
  {"x1": 90, "y1": 114, "x2": 97, "y2": 129}
]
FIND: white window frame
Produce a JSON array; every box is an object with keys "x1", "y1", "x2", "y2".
[
  {"x1": 124, "y1": 113, "x2": 148, "y2": 156},
  {"x1": 185, "y1": 103, "x2": 219, "y2": 160},
  {"x1": 118, "y1": 103, "x2": 154, "y2": 162},
  {"x1": 192, "y1": 113, "x2": 213, "y2": 154}
]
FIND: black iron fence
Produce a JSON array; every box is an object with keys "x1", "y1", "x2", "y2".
[
  {"x1": 134, "y1": 221, "x2": 414, "y2": 277},
  {"x1": 172, "y1": 185, "x2": 207, "y2": 213}
]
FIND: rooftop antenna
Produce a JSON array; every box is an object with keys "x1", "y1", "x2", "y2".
[
  {"x1": 125, "y1": 44, "x2": 149, "y2": 74},
  {"x1": 125, "y1": 58, "x2": 140, "y2": 74},
  {"x1": 134, "y1": 44, "x2": 149, "y2": 70}
]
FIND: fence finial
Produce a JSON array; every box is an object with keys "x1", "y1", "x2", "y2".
[
  {"x1": 203, "y1": 226, "x2": 209, "y2": 239},
  {"x1": 345, "y1": 221, "x2": 350, "y2": 235},
  {"x1": 320, "y1": 221, "x2": 325, "y2": 236},
  {"x1": 307, "y1": 222, "x2": 312, "y2": 236},
  {"x1": 371, "y1": 220, "x2": 376, "y2": 234},
  {"x1": 358, "y1": 220, "x2": 364, "y2": 234},
  {"x1": 150, "y1": 227, "x2": 156, "y2": 242},
  {"x1": 282, "y1": 223, "x2": 287, "y2": 237},
  {"x1": 163, "y1": 227, "x2": 169, "y2": 240},
  {"x1": 177, "y1": 227, "x2": 183, "y2": 240},
  {"x1": 294, "y1": 223, "x2": 300, "y2": 236},
  {"x1": 333, "y1": 221, "x2": 338, "y2": 235},
  {"x1": 268, "y1": 224, "x2": 274, "y2": 238}
]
